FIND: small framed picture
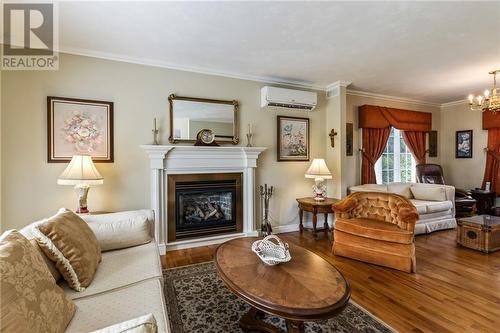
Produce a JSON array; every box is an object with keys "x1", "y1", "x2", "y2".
[
  {"x1": 277, "y1": 116, "x2": 310, "y2": 161},
  {"x1": 428, "y1": 130, "x2": 438, "y2": 157},
  {"x1": 47, "y1": 96, "x2": 114, "y2": 163},
  {"x1": 456, "y1": 130, "x2": 473, "y2": 158},
  {"x1": 346, "y1": 122, "x2": 353, "y2": 156}
]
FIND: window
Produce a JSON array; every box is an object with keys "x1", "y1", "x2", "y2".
[{"x1": 375, "y1": 128, "x2": 416, "y2": 184}]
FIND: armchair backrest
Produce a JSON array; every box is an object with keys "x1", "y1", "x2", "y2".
[
  {"x1": 415, "y1": 164, "x2": 445, "y2": 185},
  {"x1": 334, "y1": 192, "x2": 419, "y2": 232}
]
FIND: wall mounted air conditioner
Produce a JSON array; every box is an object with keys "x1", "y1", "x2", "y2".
[{"x1": 260, "y1": 86, "x2": 317, "y2": 111}]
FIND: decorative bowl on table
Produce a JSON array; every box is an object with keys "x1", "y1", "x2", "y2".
[{"x1": 251, "y1": 235, "x2": 291, "y2": 266}]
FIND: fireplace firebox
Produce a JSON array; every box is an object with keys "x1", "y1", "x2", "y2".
[{"x1": 167, "y1": 173, "x2": 243, "y2": 242}]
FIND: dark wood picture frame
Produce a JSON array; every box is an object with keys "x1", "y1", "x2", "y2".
[
  {"x1": 47, "y1": 96, "x2": 114, "y2": 163},
  {"x1": 277, "y1": 115, "x2": 310, "y2": 162},
  {"x1": 456, "y1": 130, "x2": 473, "y2": 159},
  {"x1": 428, "y1": 130, "x2": 438, "y2": 157},
  {"x1": 346, "y1": 122, "x2": 353, "y2": 156}
]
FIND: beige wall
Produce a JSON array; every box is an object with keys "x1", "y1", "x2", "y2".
[
  {"x1": 1, "y1": 53, "x2": 327, "y2": 231},
  {"x1": 345, "y1": 94, "x2": 441, "y2": 190},
  {"x1": 441, "y1": 102, "x2": 487, "y2": 190}
]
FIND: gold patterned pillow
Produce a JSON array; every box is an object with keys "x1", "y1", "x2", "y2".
[
  {"x1": 0, "y1": 230, "x2": 76, "y2": 332},
  {"x1": 33, "y1": 208, "x2": 102, "y2": 291},
  {"x1": 29, "y1": 238, "x2": 62, "y2": 281}
]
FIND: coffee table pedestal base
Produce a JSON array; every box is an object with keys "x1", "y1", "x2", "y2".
[{"x1": 239, "y1": 307, "x2": 305, "y2": 333}]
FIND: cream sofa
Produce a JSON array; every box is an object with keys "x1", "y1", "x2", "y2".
[
  {"x1": 20, "y1": 210, "x2": 170, "y2": 333},
  {"x1": 349, "y1": 183, "x2": 456, "y2": 235}
]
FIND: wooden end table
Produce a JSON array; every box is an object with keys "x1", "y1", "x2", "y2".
[
  {"x1": 470, "y1": 189, "x2": 496, "y2": 215},
  {"x1": 215, "y1": 237, "x2": 351, "y2": 333},
  {"x1": 296, "y1": 197, "x2": 339, "y2": 237}
]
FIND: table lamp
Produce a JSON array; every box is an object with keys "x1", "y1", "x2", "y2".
[
  {"x1": 57, "y1": 155, "x2": 104, "y2": 214},
  {"x1": 305, "y1": 158, "x2": 332, "y2": 201}
]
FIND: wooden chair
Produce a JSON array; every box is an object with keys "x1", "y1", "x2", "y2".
[{"x1": 332, "y1": 192, "x2": 419, "y2": 273}]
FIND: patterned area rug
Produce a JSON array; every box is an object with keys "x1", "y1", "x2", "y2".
[{"x1": 163, "y1": 262, "x2": 395, "y2": 333}]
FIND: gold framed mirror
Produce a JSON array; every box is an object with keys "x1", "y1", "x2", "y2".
[{"x1": 168, "y1": 94, "x2": 239, "y2": 144}]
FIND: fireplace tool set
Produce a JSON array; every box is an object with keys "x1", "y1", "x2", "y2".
[{"x1": 260, "y1": 184, "x2": 273, "y2": 236}]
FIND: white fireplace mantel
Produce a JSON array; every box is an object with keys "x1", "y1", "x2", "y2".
[{"x1": 140, "y1": 145, "x2": 266, "y2": 254}]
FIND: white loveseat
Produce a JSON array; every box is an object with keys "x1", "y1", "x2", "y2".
[
  {"x1": 20, "y1": 210, "x2": 170, "y2": 332},
  {"x1": 349, "y1": 183, "x2": 457, "y2": 235}
]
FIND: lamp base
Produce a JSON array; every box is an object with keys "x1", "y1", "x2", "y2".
[
  {"x1": 313, "y1": 194, "x2": 326, "y2": 201},
  {"x1": 312, "y1": 177, "x2": 327, "y2": 201},
  {"x1": 74, "y1": 184, "x2": 90, "y2": 214}
]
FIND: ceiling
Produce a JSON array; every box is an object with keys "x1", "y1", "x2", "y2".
[{"x1": 57, "y1": 1, "x2": 500, "y2": 104}]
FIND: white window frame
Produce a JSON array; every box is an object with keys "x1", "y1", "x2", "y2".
[{"x1": 375, "y1": 128, "x2": 416, "y2": 184}]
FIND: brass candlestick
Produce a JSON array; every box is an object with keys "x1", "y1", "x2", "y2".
[
  {"x1": 246, "y1": 124, "x2": 253, "y2": 147},
  {"x1": 152, "y1": 118, "x2": 159, "y2": 145}
]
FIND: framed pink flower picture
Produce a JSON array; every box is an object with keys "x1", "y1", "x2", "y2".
[
  {"x1": 47, "y1": 96, "x2": 114, "y2": 163},
  {"x1": 277, "y1": 116, "x2": 310, "y2": 162}
]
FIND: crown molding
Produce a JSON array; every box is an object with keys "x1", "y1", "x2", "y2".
[
  {"x1": 56, "y1": 47, "x2": 469, "y2": 108},
  {"x1": 440, "y1": 99, "x2": 468, "y2": 109},
  {"x1": 346, "y1": 89, "x2": 441, "y2": 108},
  {"x1": 326, "y1": 80, "x2": 352, "y2": 90},
  {"x1": 59, "y1": 47, "x2": 326, "y2": 91}
]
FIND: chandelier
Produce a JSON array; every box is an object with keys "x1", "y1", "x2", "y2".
[{"x1": 468, "y1": 69, "x2": 500, "y2": 113}]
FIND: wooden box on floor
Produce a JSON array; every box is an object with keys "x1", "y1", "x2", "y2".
[{"x1": 457, "y1": 215, "x2": 500, "y2": 253}]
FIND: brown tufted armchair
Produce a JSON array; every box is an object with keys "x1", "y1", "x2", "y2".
[{"x1": 332, "y1": 192, "x2": 419, "y2": 273}]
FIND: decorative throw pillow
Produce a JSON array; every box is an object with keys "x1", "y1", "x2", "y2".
[
  {"x1": 85, "y1": 214, "x2": 152, "y2": 252},
  {"x1": 33, "y1": 208, "x2": 102, "y2": 291},
  {"x1": 29, "y1": 238, "x2": 62, "y2": 281},
  {"x1": 0, "y1": 230, "x2": 76, "y2": 333},
  {"x1": 410, "y1": 186, "x2": 447, "y2": 201}
]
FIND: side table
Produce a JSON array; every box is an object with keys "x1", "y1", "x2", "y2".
[
  {"x1": 296, "y1": 197, "x2": 340, "y2": 238},
  {"x1": 470, "y1": 189, "x2": 496, "y2": 215}
]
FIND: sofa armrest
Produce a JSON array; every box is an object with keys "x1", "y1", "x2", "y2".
[{"x1": 81, "y1": 210, "x2": 154, "y2": 252}]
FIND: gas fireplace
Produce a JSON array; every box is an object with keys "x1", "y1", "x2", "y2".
[{"x1": 167, "y1": 173, "x2": 243, "y2": 242}]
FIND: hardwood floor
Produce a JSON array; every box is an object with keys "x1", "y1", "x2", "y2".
[{"x1": 161, "y1": 230, "x2": 500, "y2": 333}]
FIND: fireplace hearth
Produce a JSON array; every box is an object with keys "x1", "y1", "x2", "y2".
[{"x1": 168, "y1": 173, "x2": 243, "y2": 242}]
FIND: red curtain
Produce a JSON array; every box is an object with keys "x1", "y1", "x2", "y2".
[
  {"x1": 482, "y1": 128, "x2": 500, "y2": 195},
  {"x1": 361, "y1": 127, "x2": 391, "y2": 184},
  {"x1": 402, "y1": 131, "x2": 427, "y2": 165},
  {"x1": 359, "y1": 105, "x2": 432, "y2": 131}
]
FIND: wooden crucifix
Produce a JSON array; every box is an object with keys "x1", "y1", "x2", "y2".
[{"x1": 329, "y1": 129, "x2": 338, "y2": 147}]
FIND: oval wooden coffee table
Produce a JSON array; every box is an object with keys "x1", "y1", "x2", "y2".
[{"x1": 214, "y1": 237, "x2": 351, "y2": 333}]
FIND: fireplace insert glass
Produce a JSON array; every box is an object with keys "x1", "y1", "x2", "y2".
[{"x1": 175, "y1": 180, "x2": 237, "y2": 239}]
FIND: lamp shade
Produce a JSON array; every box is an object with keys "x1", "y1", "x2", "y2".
[
  {"x1": 57, "y1": 155, "x2": 104, "y2": 186},
  {"x1": 305, "y1": 158, "x2": 332, "y2": 179}
]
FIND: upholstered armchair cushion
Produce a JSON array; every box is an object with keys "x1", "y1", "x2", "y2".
[
  {"x1": 335, "y1": 218, "x2": 414, "y2": 244},
  {"x1": 332, "y1": 192, "x2": 419, "y2": 232}
]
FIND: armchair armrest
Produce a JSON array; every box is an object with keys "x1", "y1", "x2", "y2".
[
  {"x1": 394, "y1": 205, "x2": 419, "y2": 233},
  {"x1": 81, "y1": 210, "x2": 154, "y2": 252},
  {"x1": 332, "y1": 197, "x2": 357, "y2": 218}
]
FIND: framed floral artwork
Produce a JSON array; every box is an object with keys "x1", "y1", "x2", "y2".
[
  {"x1": 277, "y1": 116, "x2": 310, "y2": 161},
  {"x1": 47, "y1": 96, "x2": 114, "y2": 163}
]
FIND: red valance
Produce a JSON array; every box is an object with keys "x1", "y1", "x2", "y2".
[
  {"x1": 482, "y1": 110, "x2": 500, "y2": 129},
  {"x1": 359, "y1": 105, "x2": 432, "y2": 131}
]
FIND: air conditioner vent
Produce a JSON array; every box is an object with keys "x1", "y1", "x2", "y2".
[{"x1": 261, "y1": 86, "x2": 317, "y2": 111}]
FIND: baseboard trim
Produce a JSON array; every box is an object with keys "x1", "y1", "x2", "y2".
[{"x1": 159, "y1": 220, "x2": 331, "y2": 252}]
